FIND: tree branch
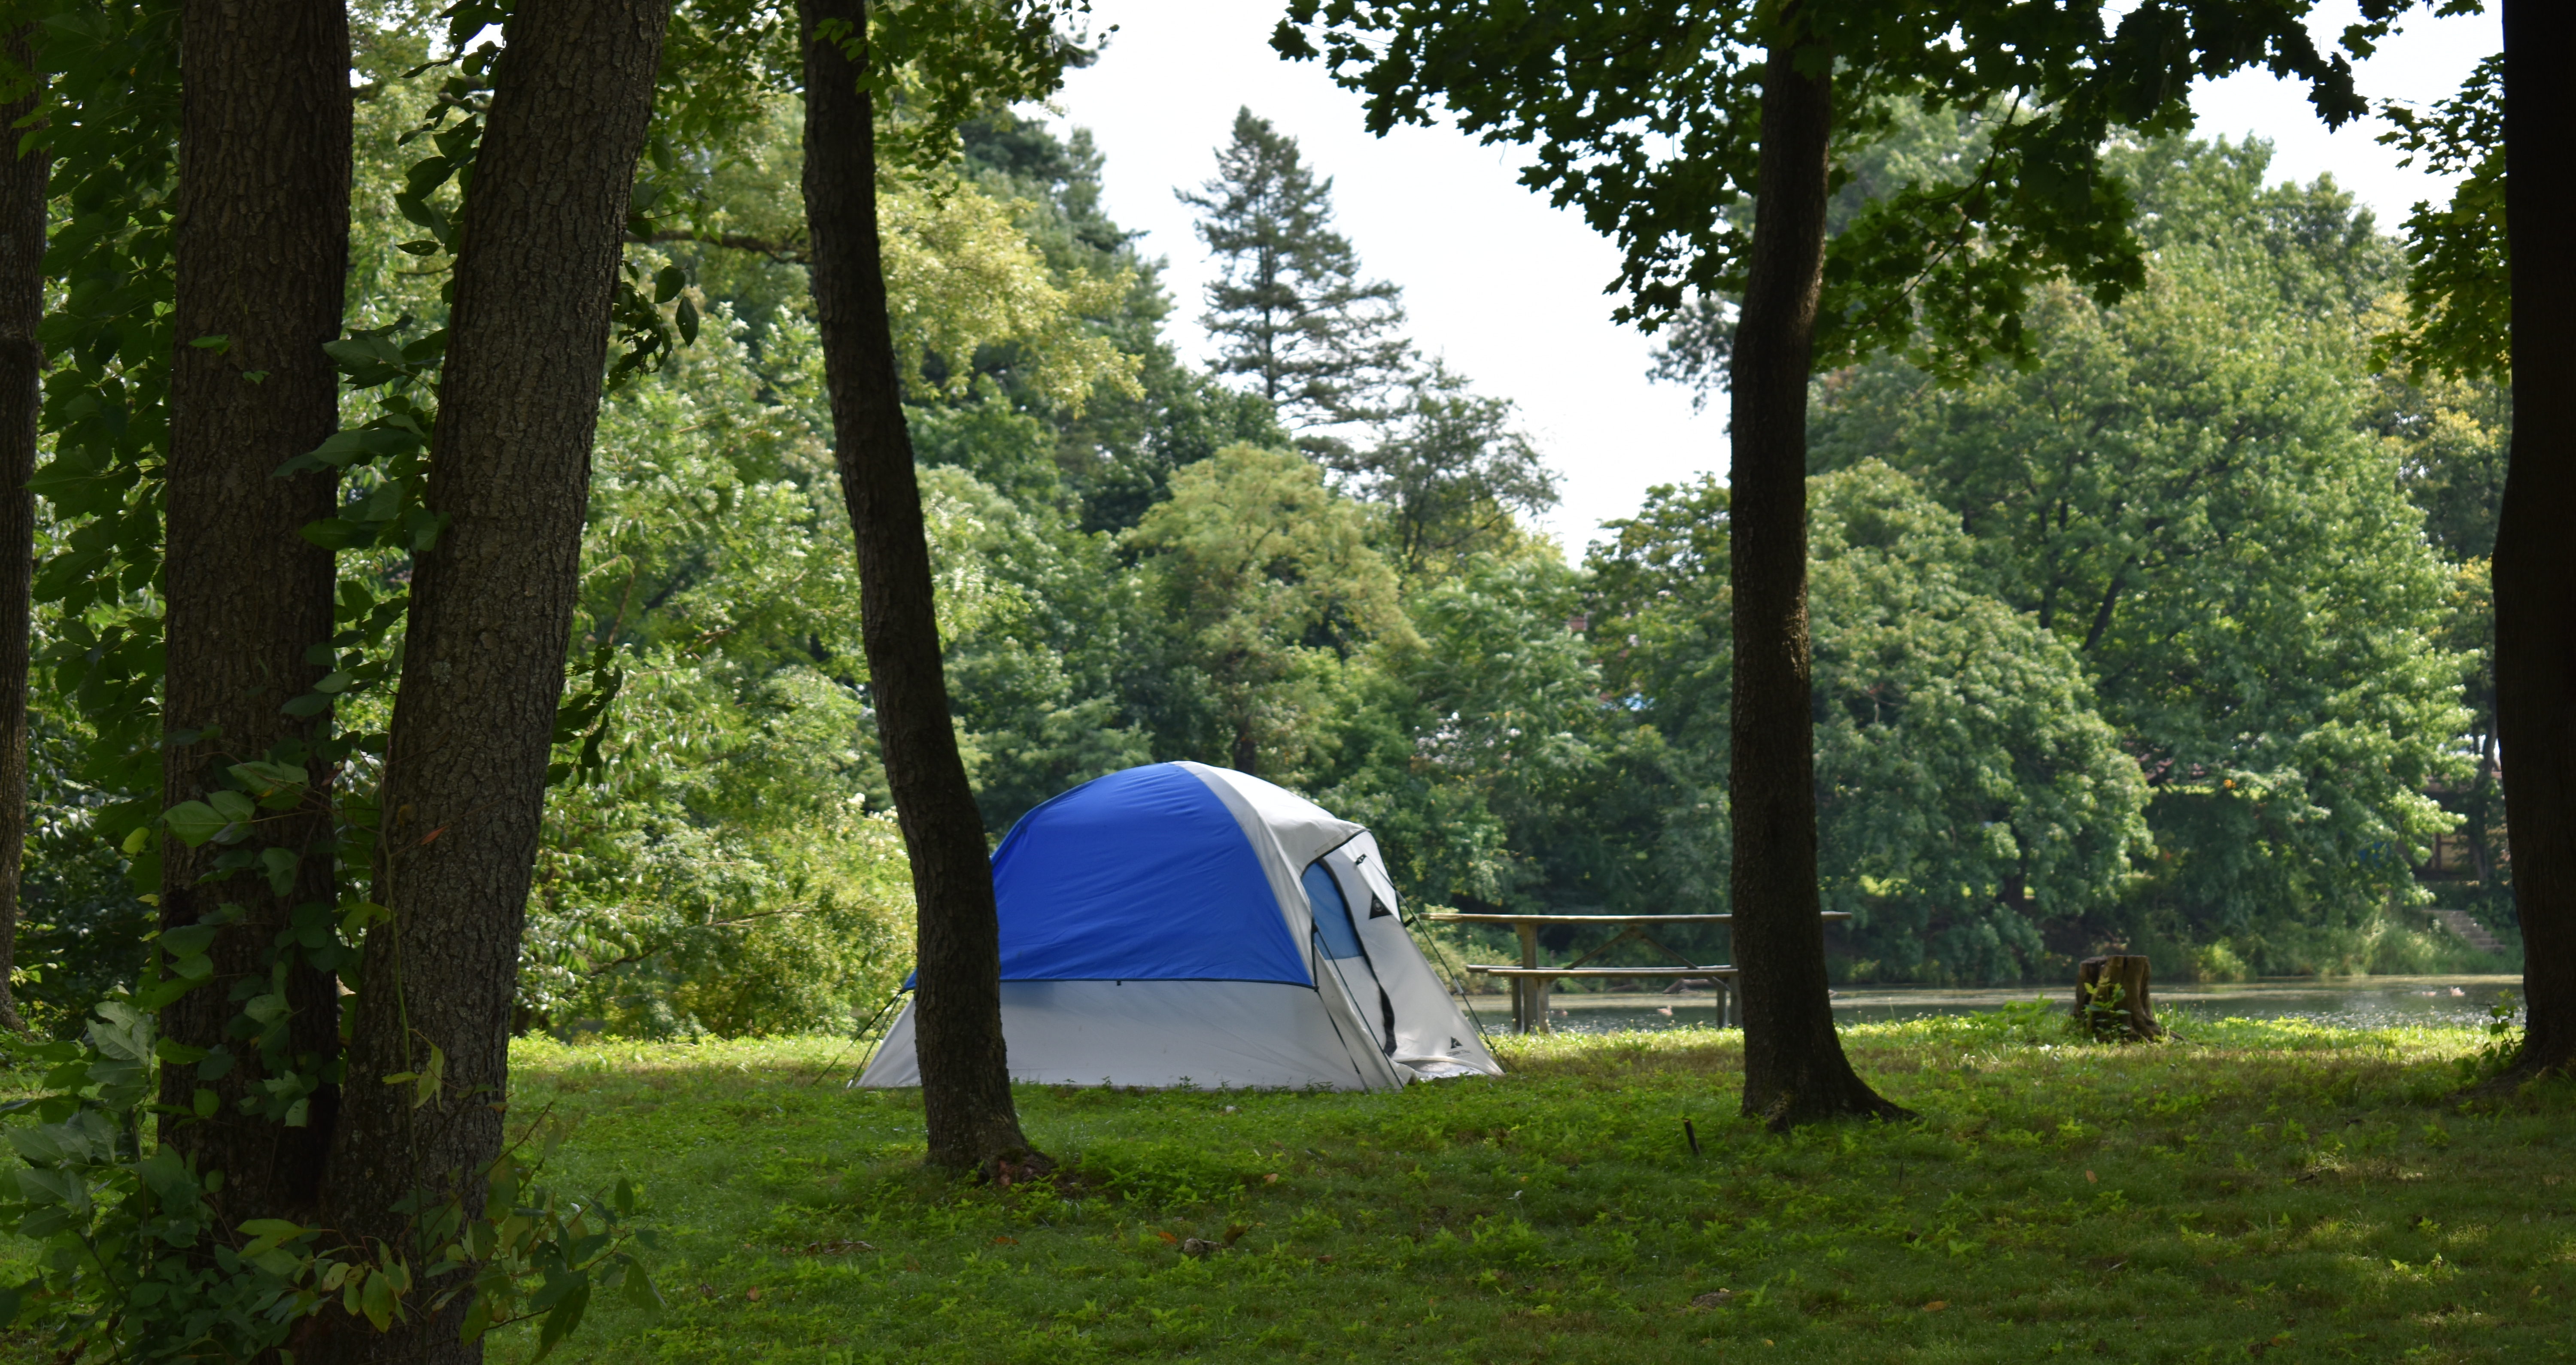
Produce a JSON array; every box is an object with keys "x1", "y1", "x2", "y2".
[
  {"x1": 2081, "y1": 557, "x2": 2132, "y2": 653},
  {"x1": 633, "y1": 228, "x2": 809, "y2": 264}
]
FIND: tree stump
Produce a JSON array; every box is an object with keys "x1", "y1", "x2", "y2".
[{"x1": 2073, "y1": 955, "x2": 2162, "y2": 1040}]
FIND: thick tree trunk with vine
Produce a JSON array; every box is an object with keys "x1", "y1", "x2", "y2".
[
  {"x1": 801, "y1": 0, "x2": 1044, "y2": 1176},
  {"x1": 160, "y1": 0, "x2": 349, "y2": 1214},
  {"x1": 0, "y1": 24, "x2": 46, "y2": 1038},
  {"x1": 1727, "y1": 35, "x2": 1907, "y2": 1129},
  {"x1": 316, "y1": 3, "x2": 668, "y2": 1360},
  {"x1": 2494, "y1": 0, "x2": 2576, "y2": 1086}
]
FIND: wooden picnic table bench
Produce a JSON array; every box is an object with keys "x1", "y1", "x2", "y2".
[{"x1": 1420, "y1": 911, "x2": 1852, "y2": 1033}]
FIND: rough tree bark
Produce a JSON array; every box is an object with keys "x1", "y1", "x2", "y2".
[
  {"x1": 1727, "y1": 31, "x2": 1907, "y2": 1128},
  {"x1": 800, "y1": 0, "x2": 1044, "y2": 1175},
  {"x1": 159, "y1": 0, "x2": 349, "y2": 1214},
  {"x1": 2072, "y1": 955, "x2": 2162, "y2": 1041},
  {"x1": 317, "y1": 2, "x2": 669, "y2": 1359},
  {"x1": 2495, "y1": 0, "x2": 2576, "y2": 1085},
  {"x1": 0, "y1": 22, "x2": 47, "y2": 1038}
]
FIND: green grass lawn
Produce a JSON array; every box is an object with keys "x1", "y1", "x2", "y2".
[{"x1": 451, "y1": 1004, "x2": 2576, "y2": 1364}]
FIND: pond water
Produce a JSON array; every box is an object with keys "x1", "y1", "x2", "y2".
[{"x1": 1462, "y1": 974, "x2": 2524, "y2": 1036}]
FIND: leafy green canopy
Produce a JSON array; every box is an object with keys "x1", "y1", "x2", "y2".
[
  {"x1": 1810, "y1": 141, "x2": 2473, "y2": 972},
  {"x1": 1577, "y1": 467, "x2": 2149, "y2": 983},
  {"x1": 24, "y1": 0, "x2": 178, "y2": 862},
  {"x1": 1361, "y1": 360, "x2": 1559, "y2": 581},
  {"x1": 1276, "y1": 0, "x2": 2372, "y2": 373},
  {"x1": 1342, "y1": 136, "x2": 2482, "y2": 985},
  {"x1": 2374, "y1": 47, "x2": 2503, "y2": 382},
  {"x1": 1123, "y1": 443, "x2": 1415, "y2": 780}
]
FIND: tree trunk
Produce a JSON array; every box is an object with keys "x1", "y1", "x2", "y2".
[
  {"x1": 1726, "y1": 32, "x2": 1907, "y2": 1128},
  {"x1": 800, "y1": 0, "x2": 1043, "y2": 1176},
  {"x1": 2496, "y1": 0, "x2": 2576, "y2": 1085},
  {"x1": 318, "y1": 3, "x2": 668, "y2": 1359},
  {"x1": 0, "y1": 22, "x2": 47, "y2": 1038},
  {"x1": 2072, "y1": 954, "x2": 2161, "y2": 1041},
  {"x1": 160, "y1": 0, "x2": 349, "y2": 1216}
]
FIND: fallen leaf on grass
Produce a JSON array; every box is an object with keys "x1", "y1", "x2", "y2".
[
  {"x1": 1924, "y1": 1301, "x2": 1947, "y2": 1312},
  {"x1": 2085, "y1": 1170, "x2": 2097, "y2": 1183},
  {"x1": 993, "y1": 1235, "x2": 1018, "y2": 1245},
  {"x1": 1263, "y1": 1173, "x2": 1279, "y2": 1183},
  {"x1": 746, "y1": 1287, "x2": 762, "y2": 1302}
]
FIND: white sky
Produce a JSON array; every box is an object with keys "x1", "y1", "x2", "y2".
[{"x1": 1051, "y1": 1, "x2": 2501, "y2": 555}]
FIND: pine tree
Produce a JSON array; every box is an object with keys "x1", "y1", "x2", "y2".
[{"x1": 1178, "y1": 107, "x2": 1408, "y2": 438}]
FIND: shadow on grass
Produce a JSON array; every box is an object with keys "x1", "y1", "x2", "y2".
[
  {"x1": 476, "y1": 1016, "x2": 2576, "y2": 1362},
  {"x1": 17, "y1": 1015, "x2": 2568, "y2": 1364}
]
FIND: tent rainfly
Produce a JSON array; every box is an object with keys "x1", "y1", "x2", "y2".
[{"x1": 857, "y1": 761, "x2": 1501, "y2": 1091}]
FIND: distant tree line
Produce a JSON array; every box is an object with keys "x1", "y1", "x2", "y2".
[
  {"x1": 0, "y1": 6, "x2": 2557, "y2": 1356},
  {"x1": 11, "y1": 8, "x2": 2523, "y2": 1056}
]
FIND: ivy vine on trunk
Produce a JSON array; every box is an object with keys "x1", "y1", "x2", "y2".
[
  {"x1": 0, "y1": 1, "x2": 681, "y2": 1360},
  {"x1": 319, "y1": 1, "x2": 673, "y2": 1359},
  {"x1": 158, "y1": 0, "x2": 351, "y2": 1223}
]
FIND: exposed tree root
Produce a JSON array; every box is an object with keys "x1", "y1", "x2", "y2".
[
  {"x1": 1749, "y1": 1081, "x2": 1918, "y2": 1132},
  {"x1": 988, "y1": 1149, "x2": 1057, "y2": 1188}
]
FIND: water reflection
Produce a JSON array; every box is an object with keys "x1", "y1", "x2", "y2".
[{"x1": 1484, "y1": 975, "x2": 2524, "y2": 1036}]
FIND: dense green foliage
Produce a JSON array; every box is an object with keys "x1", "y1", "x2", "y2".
[
  {"x1": 2375, "y1": 49, "x2": 2506, "y2": 383},
  {"x1": 0, "y1": 998, "x2": 661, "y2": 1359},
  {"x1": 1580, "y1": 467, "x2": 2154, "y2": 983},
  {"x1": 1277, "y1": 0, "x2": 2372, "y2": 373},
  {"x1": 11, "y1": 16, "x2": 2512, "y2": 1049},
  {"x1": 1804, "y1": 142, "x2": 2482, "y2": 979},
  {"x1": 0, "y1": 0, "x2": 2536, "y2": 1352},
  {"x1": 79, "y1": 1015, "x2": 2559, "y2": 1363}
]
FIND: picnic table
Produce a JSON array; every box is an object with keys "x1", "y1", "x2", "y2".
[{"x1": 1419, "y1": 911, "x2": 1853, "y2": 1034}]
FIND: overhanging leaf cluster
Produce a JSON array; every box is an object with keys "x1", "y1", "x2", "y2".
[{"x1": 1276, "y1": 0, "x2": 2375, "y2": 373}]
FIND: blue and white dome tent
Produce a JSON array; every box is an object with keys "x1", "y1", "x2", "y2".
[{"x1": 857, "y1": 761, "x2": 1502, "y2": 1091}]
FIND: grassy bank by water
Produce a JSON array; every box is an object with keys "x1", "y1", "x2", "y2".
[{"x1": 448, "y1": 1007, "x2": 2576, "y2": 1364}]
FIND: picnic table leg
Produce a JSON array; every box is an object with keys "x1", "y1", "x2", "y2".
[{"x1": 1516, "y1": 923, "x2": 1541, "y2": 1034}]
